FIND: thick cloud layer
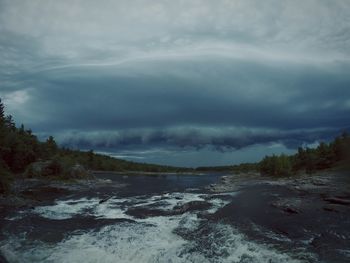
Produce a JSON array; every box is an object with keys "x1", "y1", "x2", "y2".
[{"x1": 0, "y1": 0, "x2": 350, "y2": 166}]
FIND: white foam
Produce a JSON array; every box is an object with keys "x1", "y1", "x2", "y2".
[
  {"x1": 0, "y1": 217, "x2": 305, "y2": 263},
  {"x1": 33, "y1": 198, "x2": 100, "y2": 219},
  {"x1": 2, "y1": 191, "x2": 309, "y2": 262},
  {"x1": 204, "y1": 223, "x2": 302, "y2": 263},
  {"x1": 94, "y1": 198, "x2": 133, "y2": 220},
  {"x1": 206, "y1": 198, "x2": 231, "y2": 213}
]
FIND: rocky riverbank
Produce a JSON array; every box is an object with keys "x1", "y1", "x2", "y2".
[
  {"x1": 206, "y1": 168, "x2": 350, "y2": 262},
  {"x1": 0, "y1": 175, "x2": 120, "y2": 218}
]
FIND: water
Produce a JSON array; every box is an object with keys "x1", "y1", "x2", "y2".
[{"x1": 0, "y1": 173, "x2": 312, "y2": 262}]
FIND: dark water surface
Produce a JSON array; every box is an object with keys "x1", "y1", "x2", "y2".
[{"x1": 95, "y1": 172, "x2": 221, "y2": 196}]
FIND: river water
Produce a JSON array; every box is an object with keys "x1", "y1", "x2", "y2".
[{"x1": 0, "y1": 173, "x2": 340, "y2": 262}]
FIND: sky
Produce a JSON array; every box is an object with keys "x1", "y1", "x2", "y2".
[{"x1": 1, "y1": 0, "x2": 350, "y2": 167}]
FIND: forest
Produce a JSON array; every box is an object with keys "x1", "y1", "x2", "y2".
[{"x1": 0, "y1": 99, "x2": 191, "y2": 193}]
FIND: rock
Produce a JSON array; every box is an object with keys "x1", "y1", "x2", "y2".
[
  {"x1": 324, "y1": 197, "x2": 350, "y2": 206},
  {"x1": 283, "y1": 207, "x2": 299, "y2": 214},
  {"x1": 125, "y1": 207, "x2": 168, "y2": 219},
  {"x1": 20, "y1": 186, "x2": 69, "y2": 202},
  {"x1": 173, "y1": 201, "x2": 212, "y2": 213},
  {"x1": 69, "y1": 164, "x2": 91, "y2": 178},
  {"x1": 271, "y1": 197, "x2": 301, "y2": 215},
  {"x1": 0, "y1": 251, "x2": 9, "y2": 263},
  {"x1": 311, "y1": 179, "x2": 327, "y2": 186},
  {"x1": 126, "y1": 201, "x2": 212, "y2": 219},
  {"x1": 99, "y1": 197, "x2": 111, "y2": 204},
  {"x1": 322, "y1": 204, "x2": 349, "y2": 213},
  {"x1": 196, "y1": 211, "x2": 211, "y2": 219},
  {"x1": 27, "y1": 161, "x2": 56, "y2": 177},
  {"x1": 0, "y1": 195, "x2": 38, "y2": 209},
  {"x1": 220, "y1": 176, "x2": 231, "y2": 183}
]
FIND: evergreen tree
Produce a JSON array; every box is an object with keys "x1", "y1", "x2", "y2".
[
  {"x1": 4, "y1": 115, "x2": 15, "y2": 131},
  {"x1": 88, "y1": 149, "x2": 94, "y2": 169},
  {"x1": 45, "y1": 136, "x2": 58, "y2": 157},
  {"x1": 0, "y1": 98, "x2": 5, "y2": 124}
]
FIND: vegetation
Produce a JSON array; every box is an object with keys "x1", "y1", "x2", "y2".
[
  {"x1": 0, "y1": 98, "x2": 191, "y2": 194},
  {"x1": 198, "y1": 134, "x2": 350, "y2": 176},
  {"x1": 196, "y1": 162, "x2": 258, "y2": 173},
  {"x1": 1, "y1": 96, "x2": 349, "y2": 194},
  {"x1": 259, "y1": 133, "x2": 350, "y2": 176}
]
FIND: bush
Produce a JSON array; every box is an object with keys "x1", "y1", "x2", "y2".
[
  {"x1": 0, "y1": 176, "x2": 10, "y2": 194},
  {"x1": 0, "y1": 162, "x2": 12, "y2": 195},
  {"x1": 42, "y1": 159, "x2": 63, "y2": 177},
  {"x1": 259, "y1": 154, "x2": 292, "y2": 176}
]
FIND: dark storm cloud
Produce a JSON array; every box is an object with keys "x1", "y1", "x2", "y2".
[
  {"x1": 1, "y1": 0, "x2": 350, "y2": 165},
  {"x1": 52, "y1": 126, "x2": 342, "y2": 152},
  {"x1": 23, "y1": 59, "x2": 350, "y2": 132}
]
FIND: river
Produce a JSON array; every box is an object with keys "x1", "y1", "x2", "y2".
[{"x1": 1, "y1": 172, "x2": 349, "y2": 262}]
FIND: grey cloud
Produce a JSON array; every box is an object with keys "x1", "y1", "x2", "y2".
[
  {"x1": 20, "y1": 58, "x2": 350, "y2": 132},
  {"x1": 45, "y1": 126, "x2": 345, "y2": 153},
  {"x1": 1, "y1": 0, "x2": 350, "y2": 165},
  {"x1": 1, "y1": 0, "x2": 350, "y2": 65}
]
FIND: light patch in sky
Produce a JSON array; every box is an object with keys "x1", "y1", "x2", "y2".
[
  {"x1": 1, "y1": 90, "x2": 30, "y2": 113},
  {"x1": 97, "y1": 144, "x2": 296, "y2": 167}
]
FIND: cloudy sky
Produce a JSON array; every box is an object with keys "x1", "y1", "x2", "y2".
[{"x1": 1, "y1": 0, "x2": 350, "y2": 167}]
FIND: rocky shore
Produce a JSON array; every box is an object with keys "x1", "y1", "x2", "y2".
[
  {"x1": 206, "y1": 169, "x2": 350, "y2": 262},
  {"x1": 0, "y1": 176, "x2": 118, "y2": 218}
]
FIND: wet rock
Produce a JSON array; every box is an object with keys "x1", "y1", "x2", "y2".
[
  {"x1": 323, "y1": 204, "x2": 349, "y2": 213},
  {"x1": 2, "y1": 215, "x2": 135, "y2": 243},
  {"x1": 311, "y1": 179, "x2": 327, "y2": 186},
  {"x1": 69, "y1": 164, "x2": 91, "y2": 179},
  {"x1": 324, "y1": 197, "x2": 350, "y2": 206},
  {"x1": 126, "y1": 201, "x2": 212, "y2": 219},
  {"x1": 20, "y1": 186, "x2": 69, "y2": 202},
  {"x1": 196, "y1": 211, "x2": 211, "y2": 219},
  {"x1": 173, "y1": 201, "x2": 212, "y2": 213},
  {"x1": 99, "y1": 196, "x2": 111, "y2": 204},
  {"x1": 27, "y1": 161, "x2": 54, "y2": 177},
  {"x1": 125, "y1": 207, "x2": 168, "y2": 219},
  {"x1": 0, "y1": 252, "x2": 9, "y2": 263},
  {"x1": 283, "y1": 207, "x2": 299, "y2": 214},
  {"x1": 271, "y1": 197, "x2": 301, "y2": 214},
  {"x1": 220, "y1": 176, "x2": 231, "y2": 183},
  {"x1": 0, "y1": 195, "x2": 39, "y2": 213}
]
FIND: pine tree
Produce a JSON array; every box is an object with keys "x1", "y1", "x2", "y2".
[
  {"x1": 46, "y1": 136, "x2": 58, "y2": 157},
  {"x1": 5, "y1": 115, "x2": 15, "y2": 131},
  {"x1": 0, "y1": 98, "x2": 5, "y2": 123},
  {"x1": 88, "y1": 149, "x2": 94, "y2": 169}
]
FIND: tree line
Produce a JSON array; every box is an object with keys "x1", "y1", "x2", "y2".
[
  {"x1": 259, "y1": 134, "x2": 350, "y2": 176},
  {"x1": 196, "y1": 134, "x2": 349, "y2": 176},
  {"x1": 0, "y1": 98, "x2": 191, "y2": 193},
  {"x1": 1, "y1": 96, "x2": 349, "y2": 194}
]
